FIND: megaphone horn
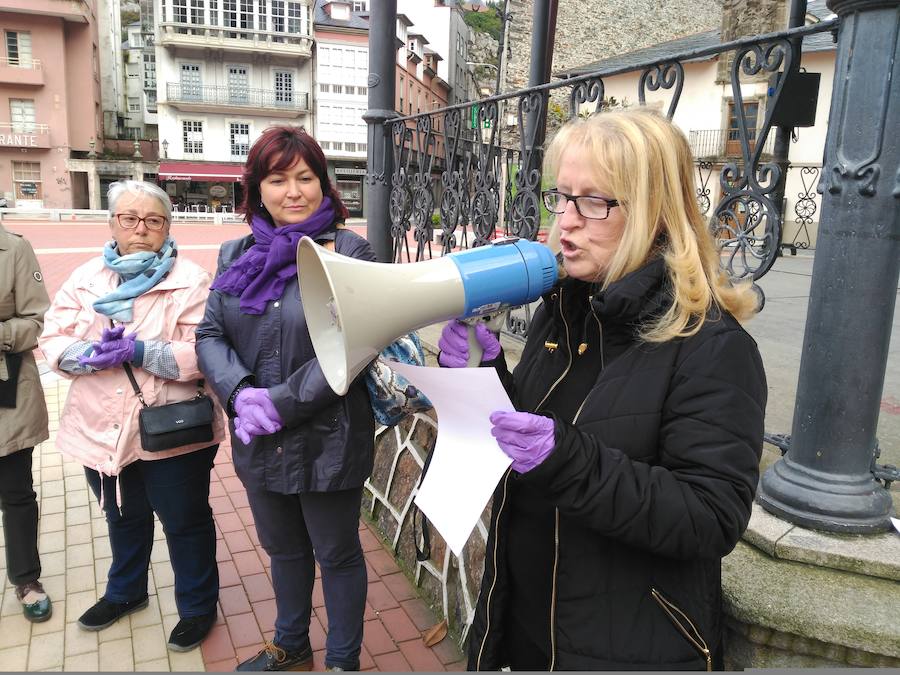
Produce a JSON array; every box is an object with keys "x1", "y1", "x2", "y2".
[{"x1": 297, "y1": 236, "x2": 558, "y2": 395}]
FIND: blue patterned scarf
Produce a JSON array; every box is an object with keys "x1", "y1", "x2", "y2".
[
  {"x1": 211, "y1": 197, "x2": 336, "y2": 314},
  {"x1": 93, "y1": 237, "x2": 178, "y2": 322}
]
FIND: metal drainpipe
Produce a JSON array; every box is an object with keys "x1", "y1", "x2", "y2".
[
  {"x1": 771, "y1": 0, "x2": 808, "y2": 254},
  {"x1": 363, "y1": 0, "x2": 398, "y2": 263},
  {"x1": 757, "y1": 0, "x2": 900, "y2": 533}
]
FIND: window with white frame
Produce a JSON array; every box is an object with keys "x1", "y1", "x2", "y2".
[
  {"x1": 173, "y1": 0, "x2": 187, "y2": 23},
  {"x1": 319, "y1": 83, "x2": 330, "y2": 93},
  {"x1": 258, "y1": 0, "x2": 267, "y2": 32},
  {"x1": 274, "y1": 70, "x2": 294, "y2": 105},
  {"x1": 180, "y1": 63, "x2": 201, "y2": 100},
  {"x1": 230, "y1": 122, "x2": 250, "y2": 158},
  {"x1": 272, "y1": 0, "x2": 285, "y2": 38},
  {"x1": 224, "y1": 0, "x2": 237, "y2": 33},
  {"x1": 189, "y1": 0, "x2": 203, "y2": 24},
  {"x1": 239, "y1": 0, "x2": 253, "y2": 30},
  {"x1": 5, "y1": 30, "x2": 32, "y2": 67},
  {"x1": 209, "y1": 0, "x2": 219, "y2": 25},
  {"x1": 12, "y1": 161, "x2": 42, "y2": 201},
  {"x1": 287, "y1": 1, "x2": 304, "y2": 34},
  {"x1": 146, "y1": 90, "x2": 157, "y2": 113},
  {"x1": 352, "y1": 1, "x2": 366, "y2": 11},
  {"x1": 182, "y1": 120, "x2": 203, "y2": 155},
  {"x1": 143, "y1": 52, "x2": 156, "y2": 89},
  {"x1": 320, "y1": 141, "x2": 330, "y2": 150},
  {"x1": 333, "y1": 141, "x2": 343, "y2": 151},
  {"x1": 332, "y1": 84, "x2": 343, "y2": 94},
  {"x1": 128, "y1": 97, "x2": 141, "y2": 112},
  {"x1": 9, "y1": 99, "x2": 36, "y2": 132}
]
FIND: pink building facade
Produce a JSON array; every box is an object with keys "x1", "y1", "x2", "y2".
[{"x1": 0, "y1": 0, "x2": 101, "y2": 209}]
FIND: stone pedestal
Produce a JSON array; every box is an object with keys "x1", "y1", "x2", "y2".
[{"x1": 722, "y1": 503, "x2": 900, "y2": 668}]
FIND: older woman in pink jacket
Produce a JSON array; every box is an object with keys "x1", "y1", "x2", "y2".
[{"x1": 39, "y1": 180, "x2": 225, "y2": 653}]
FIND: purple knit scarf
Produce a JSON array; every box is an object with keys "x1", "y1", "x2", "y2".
[{"x1": 211, "y1": 197, "x2": 335, "y2": 314}]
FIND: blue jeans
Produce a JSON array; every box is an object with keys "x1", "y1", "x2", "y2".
[
  {"x1": 85, "y1": 445, "x2": 219, "y2": 618},
  {"x1": 246, "y1": 487, "x2": 366, "y2": 671}
]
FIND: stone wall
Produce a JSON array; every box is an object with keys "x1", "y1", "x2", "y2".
[{"x1": 503, "y1": 0, "x2": 724, "y2": 93}]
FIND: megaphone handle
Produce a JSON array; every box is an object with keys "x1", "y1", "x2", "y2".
[{"x1": 466, "y1": 324, "x2": 484, "y2": 367}]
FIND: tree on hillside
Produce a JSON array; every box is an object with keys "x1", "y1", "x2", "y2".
[{"x1": 464, "y1": 2, "x2": 502, "y2": 41}]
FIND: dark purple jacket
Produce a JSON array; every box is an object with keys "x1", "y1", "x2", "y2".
[{"x1": 195, "y1": 227, "x2": 376, "y2": 493}]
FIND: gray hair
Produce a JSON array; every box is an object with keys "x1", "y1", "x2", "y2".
[{"x1": 107, "y1": 180, "x2": 173, "y2": 222}]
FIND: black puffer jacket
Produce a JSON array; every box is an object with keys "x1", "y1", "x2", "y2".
[{"x1": 467, "y1": 258, "x2": 766, "y2": 671}]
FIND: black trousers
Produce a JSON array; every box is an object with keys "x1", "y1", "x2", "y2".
[
  {"x1": 0, "y1": 447, "x2": 41, "y2": 586},
  {"x1": 85, "y1": 445, "x2": 219, "y2": 618}
]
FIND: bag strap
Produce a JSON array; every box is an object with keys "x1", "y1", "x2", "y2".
[{"x1": 122, "y1": 362, "x2": 148, "y2": 407}]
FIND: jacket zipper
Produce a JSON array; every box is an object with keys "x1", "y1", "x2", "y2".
[
  {"x1": 475, "y1": 467, "x2": 511, "y2": 670},
  {"x1": 548, "y1": 507, "x2": 560, "y2": 671},
  {"x1": 571, "y1": 309, "x2": 604, "y2": 422},
  {"x1": 650, "y1": 587, "x2": 713, "y2": 671}
]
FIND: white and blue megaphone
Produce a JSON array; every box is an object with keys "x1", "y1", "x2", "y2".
[{"x1": 297, "y1": 236, "x2": 558, "y2": 395}]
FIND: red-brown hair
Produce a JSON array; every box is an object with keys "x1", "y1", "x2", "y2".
[{"x1": 240, "y1": 125, "x2": 349, "y2": 223}]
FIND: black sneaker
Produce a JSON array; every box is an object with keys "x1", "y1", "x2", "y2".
[
  {"x1": 236, "y1": 642, "x2": 314, "y2": 671},
  {"x1": 167, "y1": 610, "x2": 218, "y2": 652},
  {"x1": 77, "y1": 596, "x2": 149, "y2": 631}
]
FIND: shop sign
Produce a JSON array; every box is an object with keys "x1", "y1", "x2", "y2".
[
  {"x1": 0, "y1": 133, "x2": 38, "y2": 147},
  {"x1": 335, "y1": 167, "x2": 366, "y2": 176},
  {"x1": 209, "y1": 185, "x2": 227, "y2": 198},
  {"x1": 19, "y1": 182, "x2": 38, "y2": 195}
]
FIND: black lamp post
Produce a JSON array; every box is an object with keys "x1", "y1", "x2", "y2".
[{"x1": 161, "y1": 138, "x2": 168, "y2": 159}]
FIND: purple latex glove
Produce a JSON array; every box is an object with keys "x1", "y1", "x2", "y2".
[
  {"x1": 99, "y1": 325, "x2": 126, "y2": 343},
  {"x1": 233, "y1": 415, "x2": 267, "y2": 445},
  {"x1": 79, "y1": 332, "x2": 137, "y2": 370},
  {"x1": 233, "y1": 387, "x2": 284, "y2": 441},
  {"x1": 490, "y1": 410, "x2": 556, "y2": 473},
  {"x1": 438, "y1": 320, "x2": 501, "y2": 368}
]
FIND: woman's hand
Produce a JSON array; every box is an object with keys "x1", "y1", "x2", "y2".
[
  {"x1": 438, "y1": 320, "x2": 501, "y2": 368},
  {"x1": 490, "y1": 410, "x2": 556, "y2": 473},
  {"x1": 78, "y1": 332, "x2": 138, "y2": 370},
  {"x1": 233, "y1": 387, "x2": 284, "y2": 443}
]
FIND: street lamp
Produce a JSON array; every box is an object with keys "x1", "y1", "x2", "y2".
[{"x1": 161, "y1": 138, "x2": 168, "y2": 159}]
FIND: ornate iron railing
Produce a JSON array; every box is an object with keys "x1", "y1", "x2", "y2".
[
  {"x1": 382, "y1": 19, "x2": 838, "y2": 340},
  {"x1": 689, "y1": 128, "x2": 776, "y2": 160}
]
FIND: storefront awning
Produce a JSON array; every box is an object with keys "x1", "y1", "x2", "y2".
[{"x1": 158, "y1": 162, "x2": 244, "y2": 182}]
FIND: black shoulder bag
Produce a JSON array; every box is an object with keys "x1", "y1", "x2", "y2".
[{"x1": 122, "y1": 362, "x2": 215, "y2": 452}]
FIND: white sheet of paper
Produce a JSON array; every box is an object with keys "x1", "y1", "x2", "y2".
[
  {"x1": 388, "y1": 362, "x2": 514, "y2": 557},
  {"x1": 891, "y1": 517, "x2": 900, "y2": 535}
]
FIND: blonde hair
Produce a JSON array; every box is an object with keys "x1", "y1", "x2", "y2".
[{"x1": 544, "y1": 108, "x2": 759, "y2": 342}]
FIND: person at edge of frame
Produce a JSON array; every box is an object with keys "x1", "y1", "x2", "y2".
[{"x1": 0, "y1": 222, "x2": 53, "y2": 623}]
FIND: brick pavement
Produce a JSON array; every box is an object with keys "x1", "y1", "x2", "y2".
[{"x1": 0, "y1": 371, "x2": 465, "y2": 671}]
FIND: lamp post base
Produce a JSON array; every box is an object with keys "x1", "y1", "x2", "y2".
[{"x1": 758, "y1": 455, "x2": 894, "y2": 534}]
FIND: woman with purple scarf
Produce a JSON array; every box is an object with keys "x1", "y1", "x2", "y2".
[{"x1": 196, "y1": 127, "x2": 376, "y2": 672}]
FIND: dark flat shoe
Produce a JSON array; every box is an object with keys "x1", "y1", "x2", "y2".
[
  {"x1": 77, "y1": 596, "x2": 149, "y2": 631},
  {"x1": 167, "y1": 610, "x2": 218, "y2": 652}
]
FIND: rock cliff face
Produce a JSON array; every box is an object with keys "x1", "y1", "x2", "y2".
[{"x1": 502, "y1": 0, "x2": 725, "y2": 93}]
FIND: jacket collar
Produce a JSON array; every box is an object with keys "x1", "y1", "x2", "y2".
[{"x1": 590, "y1": 256, "x2": 670, "y2": 326}]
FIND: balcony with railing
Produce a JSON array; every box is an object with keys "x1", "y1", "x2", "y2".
[
  {"x1": 166, "y1": 83, "x2": 309, "y2": 117},
  {"x1": 688, "y1": 128, "x2": 775, "y2": 160},
  {"x1": 0, "y1": 57, "x2": 44, "y2": 86},
  {"x1": 159, "y1": 22, "x2": 312, "y2": 58},
  {"x1": 0, "y1": 123, "x2": 51, "y2": 148}
]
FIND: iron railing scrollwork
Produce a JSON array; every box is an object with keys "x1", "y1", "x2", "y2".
[
  {"x1": 790, "y1": 166, "x2": 819, "y2": 250},
  {"x1": 712, "y1": 38, "x2": 793, "y2": 281},
  {"x1": 638, "y1": 61, "x2": 684, "y2": 120}
]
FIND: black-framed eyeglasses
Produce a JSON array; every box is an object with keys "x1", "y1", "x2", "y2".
[
  {"x1": 541, "y1": 190, "x2": 619, "y2": 221},
  {"x1": 114, "y1": 214, "x2": 168, "y2": 230}
]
